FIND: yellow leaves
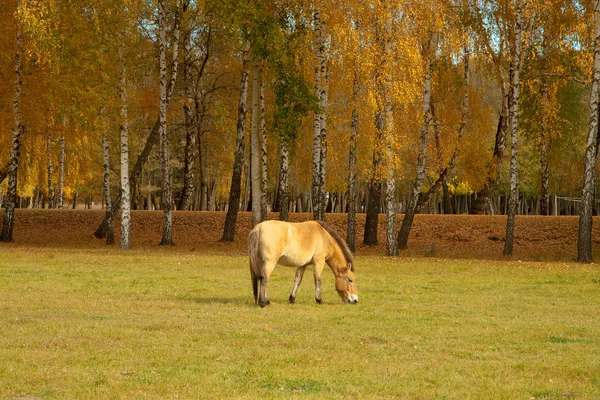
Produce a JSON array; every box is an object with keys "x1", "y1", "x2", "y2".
[
  {"x1": 448, "y1": 180, "x2": 474, "y2": 196},
  {"x1": 19, "y1": 0, "x2": 62, "y2": 61}
]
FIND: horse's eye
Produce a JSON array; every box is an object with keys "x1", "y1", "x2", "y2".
[{"x1": 347, "y1": 278, "x2": 353, "y2": 284}]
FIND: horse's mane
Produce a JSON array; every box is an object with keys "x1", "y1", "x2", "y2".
[{"x1": 317, "y1": 221, "x2": 354, "y2": 268}]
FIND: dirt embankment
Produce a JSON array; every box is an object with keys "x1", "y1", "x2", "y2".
[{"x1": 1, "y1": 209, "x2": 597, "y2": 261}]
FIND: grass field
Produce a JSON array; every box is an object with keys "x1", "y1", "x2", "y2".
[{"x1": 1, "y1": 247, "x2": 599, "y2": 399}]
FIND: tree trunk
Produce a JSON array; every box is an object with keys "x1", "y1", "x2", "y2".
[
  {"x1": 102, "y1": 134, "x2": 115, "y2": 245},
  {"x1": 260, "y1": 63, "x2": 268, "y2": 221},
  {"x1": 119, "y1": 57, "x2": 131, "y2": 250},
  {"x1": 318, "y1": 68, "x2": 329, "y2": 222},
  {"x1": 346, "y1": 69, "x2": 359, "y2": 252},
  {"x1": 504, "y1": 0, "x2": 523, "y2": 256},
  {"x1": 539, "y1": 80, "x2": 550, "y2": 216},
  {"x1": 1, "y1": 12, "x2": 24, "y2": 243},
  {"x1": 539, "y1": 128, "x2": 550, "y2": 216},
  {"x1": 578, "y1": 0, "x2": 600, "y2": 263},
  {"x1": 380, "y1": 12, "x2": 396, "y2": 256},
  {"x1": 250, "y1": 60, "x2": 262, "y2": 227},
  {"x1": 47, "y1": 133, "x2": 55, "y2": 209},
  {"x1": 278, "y1": 138, "x2": 290, "y2": 222},
  {"x1": 312, "y1": 8, "x2": 328, "y2": 221},
  {"x1": 220, "y1": 46, "x2": 250, "y2": 242},
  {"x1": 442, "y1": 182, "x2": 452, "y2": 214},
  {"x1": 363, "y1": 180, "x2": 382, "y2": 246},
  {"x1": 397, "y1": 34, "x2": 436, "y2": 250},
  {"x1": 58, "y1": 135, "x2": 65, "y2": 209},
  {"x1": 159, "y1": 0, "x2": 174, "y2": 246},
  {"x1": 177, "y1": 30, "x2": 195, "y2": 211},
  {"x1": 196, "y1": 97, "x2": 208, "y2": 211}
]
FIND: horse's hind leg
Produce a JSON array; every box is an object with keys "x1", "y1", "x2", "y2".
[
  {"x1": 251, "y1": 269, "x2": 259, "y2": 304},
  {"x1": 289, "y1": 266, "x2": 306, "y2": 304},
  {"x1": 258, "y1": 261, "x2": 276, "y2": 307}
]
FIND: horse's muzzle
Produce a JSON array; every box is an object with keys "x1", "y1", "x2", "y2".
[{"x1": 345, "y1": 295, "x2": 358, "y2": 304}]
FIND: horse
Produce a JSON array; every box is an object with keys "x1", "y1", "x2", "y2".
[{"x1": 248, "y1": 220, "x2": 358, "y2": 307}]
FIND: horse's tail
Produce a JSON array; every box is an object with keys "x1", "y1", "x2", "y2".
[{"x1": 248, "y1": 226, "x2": 261, "y2": 304}]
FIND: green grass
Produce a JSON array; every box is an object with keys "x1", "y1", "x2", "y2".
[{"x1": 1, "y1": 248, "x2": 599, "y2": 399}]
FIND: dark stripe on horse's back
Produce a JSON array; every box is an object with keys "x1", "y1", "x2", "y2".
[{"x1": 316, "y1": 221, "x2": 354, "y2": 265}]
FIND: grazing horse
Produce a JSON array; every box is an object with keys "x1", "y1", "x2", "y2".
[{"x1": 248, "y1": 220, "x2": 358, "y2": 307}]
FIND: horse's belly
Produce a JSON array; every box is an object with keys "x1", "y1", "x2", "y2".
[{"x1": 277, "y1": 253, "x2": 311, "y2": 267}]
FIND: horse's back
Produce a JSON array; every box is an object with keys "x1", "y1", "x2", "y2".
[{"x1": 251, "y1": 220, "x2": 325, "y2": 266}]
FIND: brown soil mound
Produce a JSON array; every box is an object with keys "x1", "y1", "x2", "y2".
[{"x1": 0, "y1": 209, "x2": 595, "y2": 261}]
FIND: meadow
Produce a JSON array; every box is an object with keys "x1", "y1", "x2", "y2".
[{"x1": 1, "y1": 245, "x2": 599, "y2": 399}]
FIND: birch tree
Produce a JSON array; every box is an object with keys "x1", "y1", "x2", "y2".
[
  {"x1": 47, "y1": 133, "x2": 55, "y2": 209},
  {"x1": 102, "y1": 133, "x2": 114, "y2": 245},
  {"x1": 278, "y1": 138, "x2": 290, "y2": 221},
  {"x1": 260, "y1": 67, "x2": 268, "y2": 221},
  {"x1": 119, "y1": 57, "x2": 131, "y2": 250},
  {"x1": 578, "y1": 0, "x2": 600, "y2": 262},
  {"x1": 1, "y1": 1, "x2": 24, "y2": 242},
  {"x1": 250, "y1": 60, "x2": 262, "y2": 227},
  {"x1": 503, "y1": 0, "x2": 524, "y2": 256},
  {"x1": 312, "y1": 8, "x2": 329, "y2": 221},
  {"x1": 158, "y1": 0, "x2": 176, "y2": 245},
  {"x1": 381, "y1": 9, "x2": 396, "y2": 256},
  {"x1": 58, "y1": 134, "x2": 65, "y2": 209},
  {"x1": 347, "y1": 68, "x2": 360, "y2": 252}
]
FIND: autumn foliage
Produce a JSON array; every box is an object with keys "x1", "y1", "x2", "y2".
[{"x1": 0, "y1": 0, "x2": 598, "y2": 255}]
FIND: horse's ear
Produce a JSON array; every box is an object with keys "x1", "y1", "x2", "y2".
[{"x1": 348, "y1": 262, "x2": 354, "y2": 272}]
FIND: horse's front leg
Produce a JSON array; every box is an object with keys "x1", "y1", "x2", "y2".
[
  {"x1": 313, "y1": 260, "x2": 325, "y2": 304},
  {"x1": 289, "y1": 266, "x2": 306, "y2": 304}
]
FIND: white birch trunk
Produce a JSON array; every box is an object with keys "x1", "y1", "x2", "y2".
[
  {"x1": 504, "y1": 0, "x2": 523, "y2": 256},
  {"x1": 119, "y1": 58, "x2": 131, "y2": 250},
  {"x1": 47, "y1": 133, "x2": 54, "y2": 209},
  {"x1": 578, "y1": 0, "x2": 600, "y2": 262},
  {"x1": 346, "y1": 69, "x2": 360, "y2": 252},
  {"x1": 102, "y1": 134, "x2": 114, "y2": 245},
  {"x1": 58, "y1": 134, "x2": 65, "y2": 209},
  {"x1": 312, "y1": 9, "x2": 324, "y2": 220},
  {"x1": 1, "y1": 8, "x2": 23, "y2": 242},
  {"x1": 318, "y1": 36, "x2": 329, "y2": 220},
  {"x1": 279, "y1": 138, "x2": 289, "y2": 221},
  {"x1": 260, "y1": 64, "x2": 268, "y2": 220},
  {"x1": 159, "y1": 0, "x2": 173, "y2": 245},
  {"x1": 250, "y1": 60, "x2": 262, "y2": 227},
  {"x1": 382, "y1": 13, "x2": 396, "y2": 256},
  {"x1": 539, "y1": 39, "x2": 550, "y2": 216}
]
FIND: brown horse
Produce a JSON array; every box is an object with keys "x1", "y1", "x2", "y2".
[{"x1": 248, "y1": 220, "x2": 358, "y2": 307}]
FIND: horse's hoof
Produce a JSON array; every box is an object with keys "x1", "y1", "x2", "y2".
[
  {"x1": 259, "y1": 299, "x2": 270, "y2": 308},
  {"x1": 289, "y1": 295, "x2": 296, "y2": 304},
  {"x1": 315, "y1": 298, "x2": 322, "y2": 304}
]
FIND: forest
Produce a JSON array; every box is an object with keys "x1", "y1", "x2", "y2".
[{"x1": 1, "y1": 0, "x2": 600, "y2": 258}]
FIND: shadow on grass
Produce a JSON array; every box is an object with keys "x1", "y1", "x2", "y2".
[{"x1": 178, "y1": 295, "x2": 252, "y2": 306}]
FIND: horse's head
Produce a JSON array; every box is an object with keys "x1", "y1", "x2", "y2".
[{"x1": 335, "y1": 267, "x2": 358, "y2": 304}]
